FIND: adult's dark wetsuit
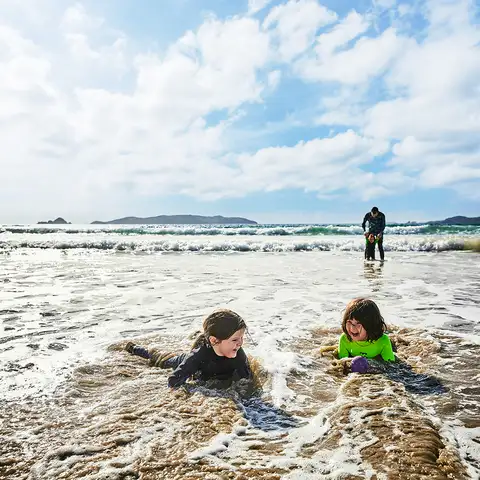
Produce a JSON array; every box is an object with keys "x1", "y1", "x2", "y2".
[{"x1": 362, "y1": 211, "x2": 386, "y2": 260}]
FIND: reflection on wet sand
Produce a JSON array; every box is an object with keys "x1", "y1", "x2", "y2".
[
  {"x1": 1, "y1": 328, "x2": 478, "y2": 479},
  {"x1": 363, "y1": 260, "x2": 384, "y2": 291}
]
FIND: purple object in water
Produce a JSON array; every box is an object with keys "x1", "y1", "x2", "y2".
[{"x1": 351, "y1": 356, "x2": 369, "y2": 374}]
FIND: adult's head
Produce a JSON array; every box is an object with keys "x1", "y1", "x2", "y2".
[{"x1": 371, "y1": 206, "x2": 379, "y2": 217}]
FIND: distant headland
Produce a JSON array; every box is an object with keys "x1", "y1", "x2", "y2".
[
  {"x1": 34, "y1": 214, "x2": 478, "y2": 226},
  {"x1": 90, "y1": 215, "x2": 258, "y2": 225},
  {"x1": 428, "y1": 216, "x2": 480, "y2": 225},
  {"x1": 37, "y1": 217, "x2": 71, "y2": 225}
]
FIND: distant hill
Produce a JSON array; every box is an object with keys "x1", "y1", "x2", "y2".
[
  {"x1": 429, "y1": 216, "x2": 480, "y2": 225},
  {"x1": 91, "y1": 214, "x2": 257, "y2": 225},
  {"x1": 38, "y1": 217, "x2": 70, "y2": 224}
]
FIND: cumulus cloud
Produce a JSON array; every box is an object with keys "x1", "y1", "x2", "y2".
[
  {"x1": 236, "y1": 130, "x2": 391, "y2": 198},
  {"x1": 363, "y1": 0, "x2": 480, "y2": 198},
  {"x1": 0, "y1": 6, "x2": 272, "y2": 220},
  {"x1": 0, "y1": 0, "x2": 479, "y2": 222},
  {"x1": 314, "y1": 10, "x2": 370, "y2": 57},
  {"x1": 248, "y1": 0, "x2": 274, "y2": 15},
  {"x1": 302, "y1": 0, "x2": 480, "y2": 200},
  {"x1": 296, "y1": 26, "x2": 406, "y2": 84},
  {"x1": 264, "y1": 0, "x2": 337, "y2": 62}
]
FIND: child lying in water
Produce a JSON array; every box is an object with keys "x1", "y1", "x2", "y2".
[
  {"x1": 125, "y1": 309, "x2": 251, "y2": 388},
  {"x1": 338, "y1": 298, "x2": 395, "y2": 362}
]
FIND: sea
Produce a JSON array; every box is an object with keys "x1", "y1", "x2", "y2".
[{"x1": 1, "y1": 223, "x2": 479, "y2": 479}]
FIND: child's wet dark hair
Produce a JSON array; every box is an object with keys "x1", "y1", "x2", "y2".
[
  {"x1": 342, "y1": 298, "x2": 386, "y2": 342},
  {"x1": 192, "y1": 309, "x2": 247, "y2": 349}
]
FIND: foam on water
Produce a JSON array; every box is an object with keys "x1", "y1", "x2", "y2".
[
  {"x1": 2, "y1": 330, "x2": 477, "y2": 479},
  {"x1": 0, "y1": 232, "x2": 476, "y2": 252},
  {"x1": 1, "y1": 247, "x2": 479, "y2": 478},
  {"x1": 2, "y1": 223, "x2": 480, "y2": 237}
]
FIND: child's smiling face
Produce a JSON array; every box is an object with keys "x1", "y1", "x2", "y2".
[
  {"x1": 346, "y1": 318, "x2": 368, "y2": 341},
  {"x1": 211, "y1": 328, "x2": 245, "y2": 358}
]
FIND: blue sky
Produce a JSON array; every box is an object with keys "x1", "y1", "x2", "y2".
[{"x1": 0, "y1": 0, "x2": 479, "y2": 224}]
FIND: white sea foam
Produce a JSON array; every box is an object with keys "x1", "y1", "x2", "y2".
[
  {"x1": 0, "y1": 231, "x2": 473, "y2": 252},
  {"x1": 2, "y1": 222, "x2": 480, "y2": 237}
]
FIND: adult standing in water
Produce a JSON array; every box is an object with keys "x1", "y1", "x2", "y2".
[{"x1": 362, "y1": 207, "x2": 386, "y2": 261}]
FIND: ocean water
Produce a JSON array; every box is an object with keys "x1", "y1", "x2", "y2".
[{"x1": 1, "y1": 224, "x2": 479, "y2": 479}]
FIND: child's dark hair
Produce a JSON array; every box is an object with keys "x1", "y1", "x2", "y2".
[
  {"x1": 342, "y1": 298, "x2": 386, "y2": 342},
  {"x1": 192, "y1": 309, "x2": 247, "y2": 349}
]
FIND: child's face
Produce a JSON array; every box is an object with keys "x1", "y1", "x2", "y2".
[
  {"x1": 346, "y1": 318, "x2": 368, "y2": 341},
  {"x1": 214, "y1": 328, "x2": 245, "y2": 358}
]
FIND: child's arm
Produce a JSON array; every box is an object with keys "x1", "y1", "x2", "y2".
[
  {"x1": 380, "y1": 335, "x2": 395, "y2": 361},
  {"x1": 337, "y1": 334, "x2": 349, "y2": 359},
  {"x1": 167, "y1": 348, "x2": 204, "y2": 388}
]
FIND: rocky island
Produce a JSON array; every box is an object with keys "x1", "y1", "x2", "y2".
[{"x1": 37, "y1": 217, "x2": 71, "y2": 224}]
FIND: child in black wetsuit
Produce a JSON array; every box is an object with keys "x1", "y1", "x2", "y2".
[{"x1": 125, "y1": 309, "x2": 251, "y2": 388}]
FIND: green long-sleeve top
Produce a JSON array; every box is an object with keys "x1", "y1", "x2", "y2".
[{"x1": 338, "y1": 333, "x2": 395, "y2": 361}]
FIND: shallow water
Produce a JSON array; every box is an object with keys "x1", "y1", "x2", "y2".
[{"x1": 1, "y1": 247, "x2": 479, "y2": 479}]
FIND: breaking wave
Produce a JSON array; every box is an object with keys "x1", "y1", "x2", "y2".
[
  {"x1": 0, "y1": 236, "x2": 474, "y2": 253},
  {"x1": 1, "y1": 223, "x2": 480, "y2": 236}
]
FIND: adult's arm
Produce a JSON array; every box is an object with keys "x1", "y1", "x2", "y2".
[{"x1": 361, "y1": 213, "x2": 369, "y2": 232}]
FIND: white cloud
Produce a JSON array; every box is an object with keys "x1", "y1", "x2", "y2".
[
  {"x1": 60, "y1": 3, "x2": 104, "y2": 32},
  {"x1": 373, "y1": 0, "x2": 397, "y2": 8},
  {"x1": 65, "y1": 33, "x2": 100, "y2": 59},
  {"x1": 0, "y1": 5, "x2": 274, "y2": 220},
  {"x1": 267, "y1": 69, "x2": 281, "y2": 89},
  {"x1": 297, "y1": 27, "x2": 406, "y2": 84},
  {"x1": 236, "y1": 130, "x2": 391, "y2": 197},
  {"x1": 390, "y1": 136, "x2": 480, "y2": 192},
  {"x1": 248, "y1": 0, "x2": 274, "y2": 15},
  {"x1": 315, "y1": 92, "x2": 367, "y2": 127},
  {"x1": 264, "y1": 0, "x2": 337, "y2": 62},
  {"x1": 397, "y1": 3, "x2": 414, "y2": 16},
  {"x1": 0, "y1": 0, "x2": 479, "y2": 222},
  {"x1": 132, "y1": 16, "x2": 270, "y2": 127},
  {"x1": 58, "y1": 4, "x2": 128, "y2": 84},
  {"x1": 315, "y1": 10, "x2": 370, "y2": 56},
  {"x1": 300, "y1": 0, "x2": 480, "y2": 199},
  {"x1": 363, "y1": 0, "x2": 480, "y2": 192}
]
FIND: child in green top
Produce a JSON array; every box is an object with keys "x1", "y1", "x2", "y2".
[{"x1": 338, "y1": 298, "x2": 395, "y2": 362}]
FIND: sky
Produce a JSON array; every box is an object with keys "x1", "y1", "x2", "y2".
[{"x1": 0, "y1": 0, "x2": 479, "y2": 224}]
